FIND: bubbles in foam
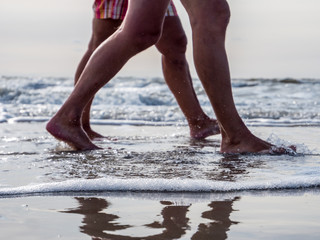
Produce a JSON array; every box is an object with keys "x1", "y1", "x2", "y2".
[
  {"x1": 1, "y1": 76, "x2": 320, "y2": 125},
  {"x1": 267, "y1": 133, "x2": 313, "y2": 155},
  {"x1": 0, "y1": 176, "x2": 320, "y2": 197}
]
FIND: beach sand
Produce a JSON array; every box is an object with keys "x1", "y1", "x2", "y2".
[
  {"x1": 1, "y1": 123, "x2": 320, "y2": 239},
  {"x1": 1, "y1": 190, "x2": 320, "y2": 239}
]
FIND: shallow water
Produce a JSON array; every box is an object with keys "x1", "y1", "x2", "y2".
[
  {"x1": 1, "y1": 190, "x2": 320, "y2": 240},
  {"x1": 1, "y1": 76, "x2": 320, "y2": 239},
  {"x1": 1, "y1": 76, "x2": 320, "y2": 126},
  {"x1": 1, "y1": 75, "x2": 320, "y2": 194},
  {"x1": 0, "y1": 123, "x2": 319, "y2": 195}
]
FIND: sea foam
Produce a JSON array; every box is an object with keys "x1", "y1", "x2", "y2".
[
  {"x1": 1, "y1": 76, "x2": 320, "y2": 126},
  {"x1": 0, "y1": 176, "x2": 319, "y2": 197}
]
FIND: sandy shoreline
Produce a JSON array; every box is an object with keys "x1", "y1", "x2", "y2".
[
  {"x1": 1, "y1": 189, "x2": 320, "y2": 240},
  {"x1": 1, "y1": 123, "x2": 320, "y2": 239}
]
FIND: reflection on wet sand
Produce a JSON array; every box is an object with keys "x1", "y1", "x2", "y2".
[
  {"x1": 62, "y1": 196, "x2": 239, "y2": 240},
  {"x1": 192, "y1": 197, "x2": 240, "y2": 240},
  {"x1": 145, "y1": 201, "x2": 190, "y2": 239},
  {"x1": 61, "y1": 198, "x2": 131, "y2": 238}
]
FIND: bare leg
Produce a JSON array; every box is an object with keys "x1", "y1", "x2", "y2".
[
  {"x1": 75, "y1": 19, "x2": 122, "y2": 139},
  {"x1": 181, "y1": 0, "x2": 275, "y2": 153},
  {"x1": 46, "y1": 0, "x2": 171, "y2": 150},
  {"x1": 156, "y1": 16, "x2": 220, "y2": 139},
  {"x1": 74, "y1": 5, "x2": 219, "y2": 140}
]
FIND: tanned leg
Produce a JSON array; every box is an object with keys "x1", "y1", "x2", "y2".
[
  {"x1": 75, "y1": 6, "x2": 219, "y2": 141},
  {"x1": 46, "y1": 0, "x2": 171, "y2": 150},
  {"x1": 181, "y1": 0, "x2": 276, "y2": 153},
  {"x1": 155, "y1": 16, "x2": 220, "y2": 139},
  {"x1": 74, "y1": 18, "x2": 122, "y2": 140}
]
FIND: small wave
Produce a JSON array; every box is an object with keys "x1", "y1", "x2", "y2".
[
  {"x1": 0, "y1": 177, "x2": 319, "y2": 197},
  {"x1": 1, "y1": 76, "x2": 320, "y2": 126},
  {"x1": 233, "y1": 78, "x2": 320, "y2": 86},
  {"x1": 7, "y1": 117, "x2": 50, "y2": 123},
  {"x1": 3, "y1": 116, "x2": 320, "y2": 127},
  {"x1": 245, "y1": 118, "x2": 320, "y2": 127},
  {"x1": 1, "y1": 117, "x2": 184, "y2": 126}
]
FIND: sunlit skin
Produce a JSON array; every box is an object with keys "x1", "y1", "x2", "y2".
[
  {"x1": 47, "y1": 0, "x2": 295, "y2": 153},
  {"x1": 74, "y1": 15, "x2": 220, "y2": 140}
]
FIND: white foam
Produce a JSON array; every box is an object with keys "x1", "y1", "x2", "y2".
[
  {"x1": 7, "y1": 117, "x2": 50, "y2": 123},
  {"x1": 0, "y1": 177, "x2": 319, "y2": 196},
  {"x1": 1, "y1": 76, "x2": 320, "y2": 126},
  {"x1": 246, "y1": 118, "x2": 320, "y2": 127}
]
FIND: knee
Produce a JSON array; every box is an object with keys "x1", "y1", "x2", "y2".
[
  {"x1": 129, "y1": 28, "x2": 162, "y2": 52},
  {"x1": 213, "y1": 0, "x2": 231, "y2": 27},
  {"x1": 170, "y1": 32, "x2": 188, "y2": 54},
  {"x1": 191, "y1": 0, "x2": 231, "y2": 34},
  {"x1": 158, "y1": 32, "x2": 188, "y2": 57}
]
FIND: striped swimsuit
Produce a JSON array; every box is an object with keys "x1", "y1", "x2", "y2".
[{"x1": 93, "y1": 0, "x2": 178, "y2": 20}]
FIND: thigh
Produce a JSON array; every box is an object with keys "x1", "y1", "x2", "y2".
[{"x1": 121, "y1": 0, "x2": 171, "y2": 34}]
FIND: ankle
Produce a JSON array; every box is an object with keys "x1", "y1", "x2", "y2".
[
  {"x1": 188, "y1": 115, "x2": 211, "y2": 128},
  {"x1": 222, "y1": 128, "x2": 253, "y2": 146},
  {"x1": 58, "y1": 108, "x2": 82, "y2": 126},
  {"x1": 82, "y1": 123, "x2": 91, "y2": 131}
]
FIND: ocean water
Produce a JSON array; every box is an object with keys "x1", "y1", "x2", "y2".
[
  {"x1": 0, "y1": 75, "x2": 320, "y2": 196},
  {"x1": 2, "y1": 75, "x2": 320, "y2": 126}
]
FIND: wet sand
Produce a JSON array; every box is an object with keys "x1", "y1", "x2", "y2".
[
  {"x1": 0, "y1": 123, "x2": 320, "y2": 239},
  {"x1": 1, "y1": 190, "x2": 320, "y2": 240}
]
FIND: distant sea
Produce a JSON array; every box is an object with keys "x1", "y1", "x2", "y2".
[{"x1": 1, "y1": 75, "x2": 320, "y2": 127}]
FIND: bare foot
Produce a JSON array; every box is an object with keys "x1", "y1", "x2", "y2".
[
  {"x1": 46, "y1": 116, "x2": 101, "y2": 151},
  {"x1": 83, "y1": 126, "x2": 106, "y2": 140},
  {"x1": 220, "y1": 132, "x2": 296, "y2": 155},
  {"x1": 190, "y1": 119, "x2": 220, "y2": 139}
]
